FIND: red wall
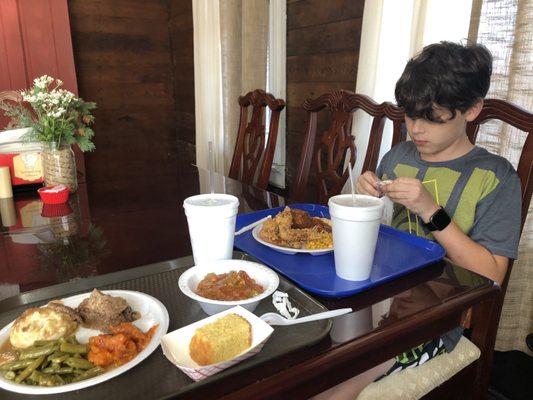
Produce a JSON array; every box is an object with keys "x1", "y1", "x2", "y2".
[{"x1": 0, "y1": 0, "x2": 85, "y2": 180}]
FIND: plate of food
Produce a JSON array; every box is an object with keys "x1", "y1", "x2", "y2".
[
  {"x1": 251, "y1": 207, "x2": 333, "y2": 256},
  {"x1": 0, "y1": 289, "x2": 169, "y2": 394}
]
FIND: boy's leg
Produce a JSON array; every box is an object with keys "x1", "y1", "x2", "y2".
[{"x1": 309, "y1": 358, "x2": 395, "y2": 400}]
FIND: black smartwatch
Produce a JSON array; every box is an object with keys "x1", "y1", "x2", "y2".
[{"x1": 423, "y1": 207, "x2": 451, "y2": 232}]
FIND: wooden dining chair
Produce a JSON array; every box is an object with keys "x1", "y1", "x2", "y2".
[
  {"x1": 358, "y1": 98, "x2": 533, "y2": 399},
  {"x1": 292, "y1": 90, "x2": 404, "y2": 204},
  {"x1": 228, "y1": 89, "x2": 285, "y2": 191}
]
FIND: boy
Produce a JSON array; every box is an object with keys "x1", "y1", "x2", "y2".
[{"x1": 314, "y1": 41, "x2": 522, "y2": 399}]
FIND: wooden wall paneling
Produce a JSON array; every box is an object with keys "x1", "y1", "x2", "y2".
[
  {"x1": 0, "y1": 0, "x2": 26, "y2": 128},
  {"x1": 287, "y1": 0, "x2": 365, "y2": 29},
  {"x1": 285, "y1": 0, "x2": 365, "y2": 194},
  {"x1": 170, "y1": 0, "x2": 195, "y2": 165},
  {"x1": 68, "y1": 0, "x2": 177, "y2": 194},
  {"x1": 0, "y1": 0, "x2": 27, "y2": 90},
  {"x1": 287, "y1": 52, "x2": 359, "y2": 83},
  {"x1": 17, "y1": 0, "x2": 78, "y2": 94},
  {"x1": 287, "y1": 18, "x2": 363, "y2": 57}
]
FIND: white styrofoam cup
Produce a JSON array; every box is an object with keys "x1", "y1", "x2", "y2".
[
  {"x1": 328, "y1": 194, "x2": 384, "y2": 281},
  {"x1": 183, "y1": 194, "x2": 239, "y2": 265}
]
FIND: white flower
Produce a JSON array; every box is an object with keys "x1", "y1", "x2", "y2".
[{"x1": 33, "y1": 75, "x2": 54, "y2": 89}]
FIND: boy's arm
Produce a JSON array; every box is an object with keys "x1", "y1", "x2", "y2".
[
  {"x1": 383, "y1": 177, "x2": 509, "y2": 285},
  {"x1": 427, "y1": 219, "x2": 508, "y2": 285}
]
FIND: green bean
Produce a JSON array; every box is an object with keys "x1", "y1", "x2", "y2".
[
  {"x1": 64, "y1": 357, "x2": 94, "y2": 370},
  {"x1": 71, "y1": 366, "x2": 103, "y2": 382},
  {"x1": 29, "y1": 370, "x2": 60, "y2": 387},
  {"x1": 42, "y1": 367, "x2": 74, "y2": 375},
  {"x1": 4, "y1": 371, "x2": 15, "y2": 380},
  {"x1": 0, "y1": 359, "x2": 34, "y2": 371},
  {"x1": 55, "y1": 373, "x2": 65, "y2": 385},
  {"x1": 59, "y1": 342, "x2": 87, "y2": 354},
  {"x1": 15, "y1": 355, "x2": 45, "y2": 383},
  {"x1": 65, "y1": 336, "x2": 78, "y2": 344},
  {"x1": 19, "y1": 344, "x2": 57, "y2": 360},
  {"x1": 47, "y1": 351, "x2": 69, "y2": 363},
  {"x1": 33, "y1": 340, "x2": 57, "y2": 347}
]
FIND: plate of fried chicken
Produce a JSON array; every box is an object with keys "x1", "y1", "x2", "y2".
[{"x1": 252, "y1": 207, "x2": 333, "y2": 256}]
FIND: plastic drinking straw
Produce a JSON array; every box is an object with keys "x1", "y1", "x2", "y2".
[
  {"x1": 208, "y1": 141, "x2": 215, "y2": 194},
  {"x1": 348, "y1": 166, "x2": 356, "y2": 205}
]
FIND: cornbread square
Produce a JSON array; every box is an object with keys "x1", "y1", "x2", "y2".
[{"x1": 189, "y1": 313, "x2": 252, "y2": 365}]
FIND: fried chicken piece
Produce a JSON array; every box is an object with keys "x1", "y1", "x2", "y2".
[
  {"x1": 312, "y1": 218, "x2": 332, "y2": 233},
  {"x1": 258, "y1": 218, "x2": 283, "y2": 245},
  {"x1": 291, "y1": 209, "x2": 315, "y2": 229}
]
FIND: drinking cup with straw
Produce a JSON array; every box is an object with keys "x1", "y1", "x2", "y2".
[
  {"x1": 208, "y1": 141, "x2": 215, "y2": 194},
  {"x1": 328, "y1": 166, "x2": 384, "y2": 281},
  {"x1": 183, "y1": 141, "x2": 239, "y2": 265},
  {"x1": 348, "y1": 165, "x2": 356, "y2": 205}
]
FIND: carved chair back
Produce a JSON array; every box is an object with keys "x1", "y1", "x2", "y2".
[
  {"x1": 424, "y1": 99, "x2": 533, "y2": 399},
  {"x1": 293, "y1": 90, "x2": 404, "y2": 204},
  {"x1": 228, "y1": 89, "x2": 285, "y2": 190}
]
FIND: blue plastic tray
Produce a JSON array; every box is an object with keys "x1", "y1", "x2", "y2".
[{"x1": 234, "y1": 204, "x2": 445, "y2": 298}]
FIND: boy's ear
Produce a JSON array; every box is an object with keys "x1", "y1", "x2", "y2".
[{"x1": 465, "y1": 99, "x2": 484, "y2": 122}]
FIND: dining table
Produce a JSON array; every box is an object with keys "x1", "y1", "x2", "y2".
[{"x1": 0, "y1": 159, "x2": 500, "y2": 399}]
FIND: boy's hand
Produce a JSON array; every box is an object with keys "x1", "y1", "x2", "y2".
[
  {"x1": 356, "y1": 171, "x2": 381, "y2": 197},
  {"x1": 381, "y1": 177, "x2": 439, "y2": 222}
]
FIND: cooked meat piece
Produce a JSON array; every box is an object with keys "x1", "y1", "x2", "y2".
[
  {"x1": 47, "y1": 300, "x2": 82, "y2": 324},
  {"x1": 77, "y1": 289, "x2": 140, "y2": 332},
  {"x1": 122, "y1": 307, "x2": 141, "y2": 323},
  {"x1": 312, "y1": 217, "x2": 332, "y2": 233},
  {"x1": 291, "y1": 209, "x2": 315, "y2": 229},
  {"x1": 258, "y1": 218, "x2": 283, "y2": 245},
  {"x1": 275, "y1": 207, "x2": 293, "y2": 231}
]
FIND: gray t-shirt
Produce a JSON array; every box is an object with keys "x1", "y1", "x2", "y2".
[
  {"x1": 376, "y1": 141, "x2": 522, "y2": 353},
  {"x1": 376, "y1": 141, "x2": 521, "y2": 259}
]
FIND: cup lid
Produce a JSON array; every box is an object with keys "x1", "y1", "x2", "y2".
[
  {"x1": 183, "y1": 194, "x2": 239, "y2": 216},
  {"x1": 328, "y1": 194, "x2": 384, "y2": 221}
]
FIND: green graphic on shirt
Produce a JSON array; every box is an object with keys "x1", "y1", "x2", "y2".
[
  {"x1": 423, "y1": 167, "x2": 461, "y2": 207},
  {"x1": 393, "y1": 164, "x2": 419, "y2": 179},
  {"x1": 453, "y1": 168, "x2": 500, "y2": 233},
  {"x1": 391, "y1": 164, "x2": 420, "y2": 229},
  {"x1": 390, "y1": 164, "x2": 500, "y2": 238}
]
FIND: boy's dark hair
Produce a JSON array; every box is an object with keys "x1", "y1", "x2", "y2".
[{"x1": 395, "y1": 41, "x2": 492, "y2": 123}]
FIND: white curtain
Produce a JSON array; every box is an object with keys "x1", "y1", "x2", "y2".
[
  {"x1": 351, "y1": 0, "x2": 473, "y2": 180},
  {"x1": 192, "y1": 0, "x2": 224, "y2": 175},
  {"x1": 470, "y1": 0, "x2": 533, "y2": 355},
  {"x1": 193, "y1": 0, "x2": 273, "y2": 181}
]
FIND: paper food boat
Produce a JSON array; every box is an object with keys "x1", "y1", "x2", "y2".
[{"x1": 160, "y1": 306, "x2": 274, "y2": 381}]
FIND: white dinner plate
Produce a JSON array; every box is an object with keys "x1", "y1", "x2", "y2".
[
  {"x1": 0, "y1": 290, "x2": 169, "y2": 395},
  {"x1": 251, "y1": 224, "x2": 333, "y2": 256}
]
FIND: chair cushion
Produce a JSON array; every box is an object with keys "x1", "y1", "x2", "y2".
[{"x1": 357, "y1": 336, "x2": 481, "y2": 400}]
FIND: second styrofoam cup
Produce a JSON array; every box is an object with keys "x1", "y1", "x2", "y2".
[
  {"x1": 183, "y1": 194, "x2": 239, "y2": 265},
  {"x1": 328, "y1": 194, "x2": 384, "y2": 281}
]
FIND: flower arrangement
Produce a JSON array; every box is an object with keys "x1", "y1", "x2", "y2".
[{"x1": 0, "y1": 75, "x2": 96, "y2": 151}]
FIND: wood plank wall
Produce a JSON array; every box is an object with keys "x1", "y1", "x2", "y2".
[
  {"x1": 170, "y1": 0, "x2": 196, "y2": 166},
  {"x1": 286, "y1": 0, "x2": 365, "y2": 197},
  {"x1": 68, "y1": 0, "x2": 195, "y2": 207}
]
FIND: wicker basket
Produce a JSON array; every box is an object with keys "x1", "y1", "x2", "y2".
[{"x1": 42, "y1": 144, "x2": 78, "y2": 192}]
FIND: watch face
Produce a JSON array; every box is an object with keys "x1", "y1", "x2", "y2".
[{"x1": 429, "y1": 208, "x2": 451, "y2": 231}]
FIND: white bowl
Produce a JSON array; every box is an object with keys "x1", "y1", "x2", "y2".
[{"x1": 178, "y1": 259, "x2": 279, "y2": 315}]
